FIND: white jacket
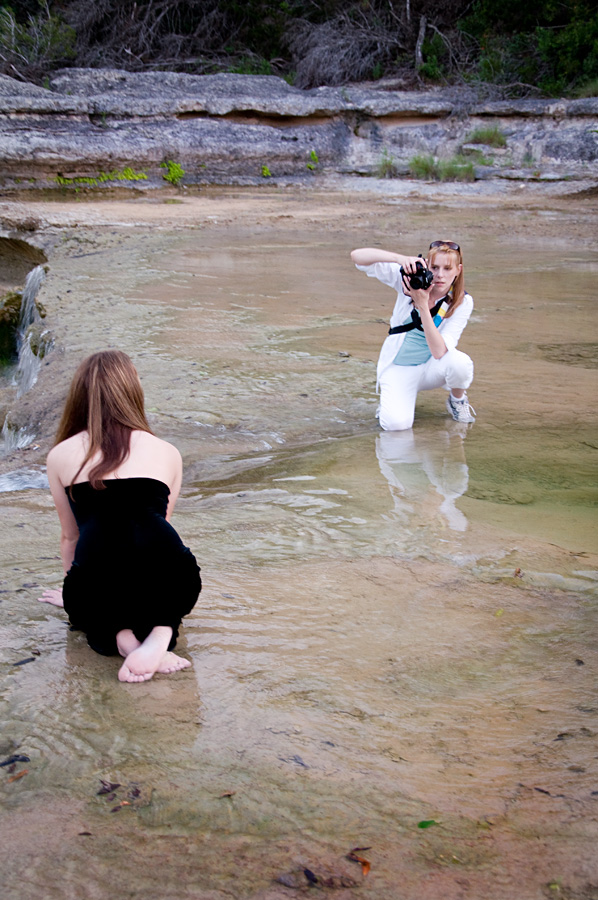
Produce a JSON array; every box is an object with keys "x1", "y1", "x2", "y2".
[{"x1": 356, "y1": 261, "x2": 474, "y2": 387}]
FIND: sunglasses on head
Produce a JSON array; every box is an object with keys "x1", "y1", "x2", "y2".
[{"x1": 429, "y1": 240, "x2": 461, "y2": 252}]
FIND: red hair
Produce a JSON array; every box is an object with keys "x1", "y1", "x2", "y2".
[{"x1": 428, "y1": 244, "x2": 465, "y2": 319}]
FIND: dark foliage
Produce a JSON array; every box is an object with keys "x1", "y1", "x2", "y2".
[{"x1": 1, "y1": 0, "x2": 596, "y2": 96}]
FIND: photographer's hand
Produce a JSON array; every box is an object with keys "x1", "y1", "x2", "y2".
[{"x1": 410, "y1": 287, "x2": 431, "y2": 313}]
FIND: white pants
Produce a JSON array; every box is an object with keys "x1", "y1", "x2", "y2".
[{"x1": 378, "y1": 348, "x2": 474, "y2": 431}]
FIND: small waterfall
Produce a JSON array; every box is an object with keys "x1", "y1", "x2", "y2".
[
  {"x1": 1, "y1": 264, "x2": 48, "y2": 455},
  {"x1": 17, "y1": 265, "x2": 45, "y2": 336},
  {"x1": 0, "y1": 417, "x2": 35, "y2": 453},
  {"x1": 14, "y1": 264, "x2": 47, "y2": 397}
]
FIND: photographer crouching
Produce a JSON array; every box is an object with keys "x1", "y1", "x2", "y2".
[{"x1": 351, "y1": 241, "x2": 475, "y2": 431}]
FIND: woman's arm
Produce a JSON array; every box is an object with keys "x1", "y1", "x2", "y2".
[
  {"x1": 351, "y1": 248, "x2": 421, "y2": 268},
  {"x1": 165, "y1": 445, "x2": 183, "y2": 523},
  {"x1": 46, "y1": 445, "x2": 80, "y2": 574},
  {"x1": 416, "y1": 300, "x2": 448, "y2": 358}
]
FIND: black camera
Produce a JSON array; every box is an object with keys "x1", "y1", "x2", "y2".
[{"x1": 400, "y1": 259, "x2": 434, "y2": 290}]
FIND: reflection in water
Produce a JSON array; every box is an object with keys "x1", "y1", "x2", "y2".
[{"x1": 376, "y1": 425, "x2": 469, "y2": 533}]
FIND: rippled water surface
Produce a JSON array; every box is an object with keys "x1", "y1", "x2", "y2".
[{"x1": 0, "y1": 190, "x2": 597, "y2": 899}]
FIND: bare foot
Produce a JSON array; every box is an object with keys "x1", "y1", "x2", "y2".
[
  {"x1": 116, "y1": 629, "x2": 141, "y2": 658},
  {"x1": 117, "y1": 626, "x2": 172, "y2": 683},
  {"x1": 37, "y1": 589, "x2": 64, "y2": 608},
  {"x1": 157, "y1": 651, "x2": 192, "y2": 674}
]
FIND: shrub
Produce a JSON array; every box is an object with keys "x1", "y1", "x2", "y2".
[
  {"x1": 0, "y1": 3, "x2": 75, "y2": 79},
  {"x1": 408, "y1": 154, "x2": 438, "y2": 179},
  {"x1": 438, "y1": 155, "x2": 475, "y2": 181},
  {"x1": 408, "y1": 154, "x2": 475, "y2": 182},
  {"x1": 376, "y1": 148, "x2": 398, "y2": 178},
  {"x1": 573, "y1": 78, "x2": 598, "y2": 98},
  {"x1": 466, "y1": 125, "x2": 507, "y2": 147}
]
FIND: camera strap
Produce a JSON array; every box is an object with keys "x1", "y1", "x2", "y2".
[{"x1": 388, "y1": 297, "x2": 445, "y2": 335}]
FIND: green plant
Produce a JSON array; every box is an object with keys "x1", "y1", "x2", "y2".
[
  {"x1": 466, "y1": 148, "x2": 494, "y2": 165},
  {"x1": 54, "y1": 167, "x2": 148, "y2": 187},
  {"x1": 438, "y1": 156, "x2": 475, "y2": 181},
  {"x1": 573, "y1": 78, "x2": 598, "y2": 98},
  {"x1": 0, "y1": 4, "x2": 75, "y2": 75},
  {"x1": 306, "y1": 149, "x2": 319, "y2": 171},
  {"x1": 408, "y1": 154, "x2": 475, "y2": 182},
  {"x1": 371, "y1": 61, "x2": 384, "y2": 80},
  {"x1": 408, "y1": 154, "x2": 438, "y2": 179},
  {"x1": 228, "y1": 55, "x2": 272, "y2": 76},
  {"x1": 466, "y1": 126, "x2": 507, "y2": 148},
  {"x1": 419, "y1": 33, "x2": 447, "y2": 81},
  {"x1": 261, "y1": 164, "x2": 272, "y2": 178},
  {"x1": 160, "y1": 159, "x2": 185, "y2": 186},
  {"x1": 376, "y1": 147, "x2": 398, "y2": 178}
]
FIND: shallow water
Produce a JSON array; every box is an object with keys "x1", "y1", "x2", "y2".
[{"x1": 0, "y1": 189, "x2": 597, "y2": 899}]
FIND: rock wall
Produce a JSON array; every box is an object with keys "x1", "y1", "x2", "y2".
[{"x1": 0, "y1": 70, "x2": 597, "y2": 186}]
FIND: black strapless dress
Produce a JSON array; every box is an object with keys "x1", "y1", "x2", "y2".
[{"x1": 62, "y1": 477, "x2": 201, "y2": 656}]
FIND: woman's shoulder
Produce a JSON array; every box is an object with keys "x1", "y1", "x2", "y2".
[
  {"x1": 455, "y1": 292, "x2": 474, "y2": 314},
  {"x1": 47, "y1": 432, "x2": 86, "y2": 466},
  {"x1": 132, "y1": 430, "x2": 181, "y2": 457},
  {"x1": 130, "y1": 431, "x2": 182, "y2": 471},
  {"x1": 46, "y1": 432, "x2": 88, "y2": 486}
]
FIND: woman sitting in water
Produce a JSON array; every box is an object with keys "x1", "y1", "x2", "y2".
[
  {"x1": 38, "y1": 350, "x2": 202, "y2": 683},
  {"x1": 351, "y1": 241, "x2": 475, "y2": 431}
]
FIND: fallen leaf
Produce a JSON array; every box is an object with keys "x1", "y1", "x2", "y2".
[
  {"x1": 514, "y1": 568, "x2": 523, "y2": 577},
  {"x1": 218, "y1": 791, "x2": 236, "y2": 798},
  {"x1": 417, "y1": 819, "x2": 439, "y2": 829},
  {"x1": 347, "y1": 849, "x2": 371, "y2": 875},
  {"x1": 7, "y1": 769, "x2": 28, "y2": 783}
]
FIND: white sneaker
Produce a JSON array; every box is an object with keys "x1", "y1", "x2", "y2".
[{"x1": 446, "y1": 393, "x2": 476, "y2": 424}]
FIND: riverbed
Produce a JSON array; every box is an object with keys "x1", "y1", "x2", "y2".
[{"x1": 0, "y1": 182, "x2": 597, "y2": 900}]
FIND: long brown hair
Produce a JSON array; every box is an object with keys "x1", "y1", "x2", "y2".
[
  {"x1": 428, "y1": 244, "x2": 465, "y2": 319},
  {"x1": 55, "y1": 350, "x2": 153, "y2": 489}
]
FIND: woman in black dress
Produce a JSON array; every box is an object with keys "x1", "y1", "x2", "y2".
[{"x1": 38, "y1": 350, "x2": 201, "y2": 683}]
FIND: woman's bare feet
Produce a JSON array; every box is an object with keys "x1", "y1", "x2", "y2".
[
  {"x1": 117, "y1": 626, "x2": 190, "y2": 683},
  {"x1": 37, "y1": 588, "x2": 64, "y2": 608},
  {"x1": 157, "y1": 651, "x2": 192, "y2": 674},
  {"x1": 116, "y1": 629, "x2": 141, "y2": 658}
]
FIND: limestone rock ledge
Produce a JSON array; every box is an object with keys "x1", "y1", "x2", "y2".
[{"x1": 0, "y1": 70, "x2": 597, "y2": 186}]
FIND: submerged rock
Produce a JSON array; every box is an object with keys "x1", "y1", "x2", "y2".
[{"x1": 23, "y1": 321, "x2": 53, "y2": 359}]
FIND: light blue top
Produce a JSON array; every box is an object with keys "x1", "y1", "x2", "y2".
[{"x1": 393, "y1": 305, "x2": 448, "y2": 366}]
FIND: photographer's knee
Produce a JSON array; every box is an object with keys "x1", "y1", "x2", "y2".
[
  {"x1": 380, "y1": 411, "x2": 414, "y2": 432},
  {"x1": 445, "y1": 349, "x2": 473, "y2": 387}
]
